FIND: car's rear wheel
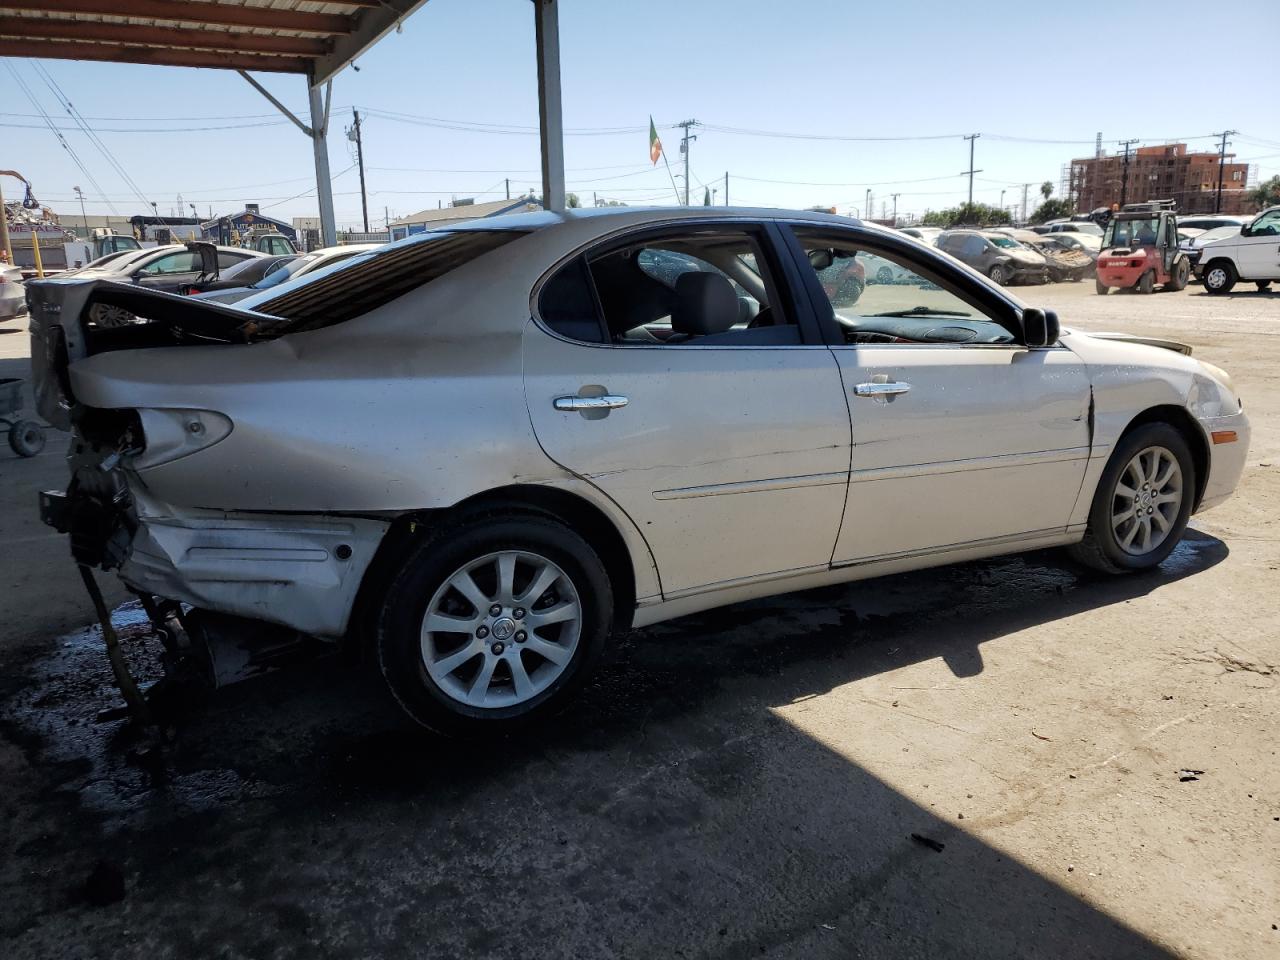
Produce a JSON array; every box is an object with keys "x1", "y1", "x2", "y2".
[
  {"x1": 376, "y1": 513, "x2": 612, "y2": 735},
  {"x1": 1068, "y1": 423, "x2": 1195, "y2": 574},
  {"x1": 1203, "y1": 260, "x2": 1236, "y2": 295},
  {"x1": 989, "y1": 263, "x2": 1009, "y2": 285},
  {"x1": 1138, "y1": 270, "x2": 1155, "y2": 294},
  {"x1": 1095, "y1": 278, "x2": 1110, "y2": 295}
]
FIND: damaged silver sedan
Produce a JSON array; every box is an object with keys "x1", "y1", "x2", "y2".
[{"x1": 28, "y1": 208, "x2": 1250, "y2": 733}]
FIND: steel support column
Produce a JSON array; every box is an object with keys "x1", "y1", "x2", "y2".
[
  {"x1": 533, "y1": 0, "x2": 565, "y2": 213},
  {"x1": 309, "y1": 81, "x2": 337, "y2": 247}
]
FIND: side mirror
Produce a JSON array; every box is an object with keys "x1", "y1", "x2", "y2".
[
  {"x1": 1023, "y1": 308, "x2": 1060, "y2": 347},
  {"x1": 808, "y1": 248, "x2": 834, "y2": 270}
]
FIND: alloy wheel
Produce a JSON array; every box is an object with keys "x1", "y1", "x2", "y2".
[
  {"x1": 420, "y1": 550, "x2": 581, "y2": 709},
  {"x1": 1111, "y1": 445, "x2": 1183, "y2": 556}
]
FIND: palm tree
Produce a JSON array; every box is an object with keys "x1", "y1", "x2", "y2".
[{"x1": 1040, "y1": 181, "x2": 1054, "y2": 202}]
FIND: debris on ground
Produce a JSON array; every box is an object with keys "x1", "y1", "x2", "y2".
[
  {"x1": 1031, "y1": 731, "x2": 1052, "y2": 741},
  {"x1": 1178, "y1": 769, "x2": 1206, "y2": 782},
  {"x1": 910, "y1": 833, "x2": 945, "y2": 853}
]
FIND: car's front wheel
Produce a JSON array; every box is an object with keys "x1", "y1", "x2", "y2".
[
  {"x1": 376, "y1": 513, "x2": 613, "y2": 734},
  {"x1": 989, "y1": 263, "x2": 1009, "y2": 285},
  {"x1": 1203, "y1": 260, "x2": 1237, "y2": 295},
  {"x1": 1068, "y1": 423, "x2": 1195, "y2": 574}
]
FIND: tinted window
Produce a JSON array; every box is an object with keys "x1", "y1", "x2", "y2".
[
  {"x1": 217, "y1": 251, "x2": 251, "y2": 269},
  {"x1": 961, "y1": 236, "x2": 985, "y2": 257},
  {"x1": 539, "y1": 258, "x2": 605, "y2": 343},
  {"x1": 141, "y1": 251, "x2": 201, "y2": 274}
]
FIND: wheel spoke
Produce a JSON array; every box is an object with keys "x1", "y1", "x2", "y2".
[
  {"x1": 1128, "y1": 455, "x2": 1147, "y2": 486},
  {"x1": 431, "y1": 641, "x2": 483, "y2": 678},
  {"x1": 423, "y1": 611, "x2": 480, "y2": 634},
  {"x1": 1138, "y1": 517, "x2": 1152, "y2": 552},
  {"x1": 468, "y1": 656, "x2": 497, "y2": 701},
  {"x1": 1151, "y1": 508, "x2": 1171, "y2": 533},
  {"x1": 1115, "y1": 481, "x2": 1137, "y2": 500},
  {"x1": 1153, "y1": 458, "x2": 1177, "y2": 491},
  {"x1": 509, "y1": 655, "x2": 534, "y2": 699},
  {"x1": 1112, "y1": 507, "x2": 1134, "y2": 530},
  {"x1": 451, "y1": 570, "x2": 491, "y2": 613},
  {"x1": 1120, "y1": 519, "x2": 1141, "y2": 549},
  {"x1": 496, "y1": 552, "x2": 518, "y2": 604},
  {"x1": 527, "y1": 601, "x2": 578, "y2": 629},
  {"x1": 516, "y1": 562, "x2": 559, "y2": 606},
  {"x1": 1154, "y1": 491, "x2": 1180, "y2": 505},
  {"x1": 526, "y1": 635, "x2": 572, "y2": 666}
]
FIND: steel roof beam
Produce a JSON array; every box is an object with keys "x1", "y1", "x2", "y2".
[
  {"x1": 0, "y1": 0, "x2": 356, "y2": 36},
  {"x1": 0, "y1": 38, "x2": 309, "y2": 72},
  {"x1": 0, "y1": 17, "x2": 332, "y2": 55}
]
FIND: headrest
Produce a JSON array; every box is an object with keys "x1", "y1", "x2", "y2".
[{"x1": 671, "y1": 271, "x2": 739, "y2": 337}]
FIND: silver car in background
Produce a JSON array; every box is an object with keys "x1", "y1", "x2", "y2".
[
  {"x1": 27, "y1": 208, "x2": 1249, "y2": 733},
  {"x1": 0, "y1": 263, "x2": 25, "y2": 321}
]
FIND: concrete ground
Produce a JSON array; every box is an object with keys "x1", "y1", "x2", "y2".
[{"x1": 1, "y1": 281, "x2": 1276, "y2": 959}]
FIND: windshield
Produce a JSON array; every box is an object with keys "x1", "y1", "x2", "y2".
[
  {"x1": 1104, "y1": 217, "x2": 1160, "y2": 248},
  {"x1": 988, "y1": 236, "x2": 1021, "y2": 249}
]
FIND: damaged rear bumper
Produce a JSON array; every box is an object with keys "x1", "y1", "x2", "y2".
[{"x1": 45, "y1": 481, "x2": 388, "y2": 639}]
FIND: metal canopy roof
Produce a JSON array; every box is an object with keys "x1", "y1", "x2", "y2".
[{"x1": 0, "y1": 0, "x2": 428, "y2": 83}]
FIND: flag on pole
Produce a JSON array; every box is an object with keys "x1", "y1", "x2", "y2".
[{"x1": 649, "y1": 116, "x2": 663, "y2": 165}]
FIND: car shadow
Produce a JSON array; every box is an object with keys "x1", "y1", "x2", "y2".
[{"x1": 0, "y1": 532, "x2": 1227, "y2": 957}]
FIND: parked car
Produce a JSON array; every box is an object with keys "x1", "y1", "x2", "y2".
[
  {"x1": 183, "y1": 254, "x2": 299, "y2": 295},
  {"x1": 1048, "y1": 232, "x2": 1102, "y2": 256},
  {"x1": 937, "y1": 229, "x2": 1049, "y2": 284},
  {"x1": 66, "y1": 243, "x2": 265, "y2": 326},
  {"x1": 192, "y1": 244, "x2": 381, "y2": 304},
  {"x1": 898, "y1": 226, "x2": 944, "y2": 246},
  {"x1": 0, "y1": 263, "x2": 26, "y2": 321},
  {"x1": 1195, "y1": 205, "x2": 1280, "y2": 293},
  {"x1": 29, "y1": 208, "x2": 1250, "y2": 733},
  {"x1": 1048, "y1": 221, "x2": 1104, "y2": 237},
  {"x1": 1024, "y1": 235, "x2": 1094, "y2": 281},
  {"x1": 1175, "y1": 214, "x2": 1250, "y2": 232}
]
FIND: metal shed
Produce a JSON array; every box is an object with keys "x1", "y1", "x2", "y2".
[{"x1": 0, "y1": 1, "x2": 568, "y2": 245}]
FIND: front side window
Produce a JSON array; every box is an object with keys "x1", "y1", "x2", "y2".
[
  {"x1": 539, "y1": 226, "x2": 802, "y2": 347},
  {"x1": 1246, "y1": 209, "x2": 1280, "y2": 236},
  {"x1": 791, "y1": 229, "x2": 1016, "y2": 346},
  {"x1": 140, "y1": 251, "x2": 201, "y2": 275}
]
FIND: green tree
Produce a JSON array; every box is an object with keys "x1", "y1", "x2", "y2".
[
  {"x1": 1040, "y1": 181, "x2": 1054, "y2": 202},
  {"x1": 919, "y1": 203, "x2": 1011, "y2": 227},
  {"x1": 1030, "y1": 198, "x2": 1073, "y2": 223},
  {"x1": 1249, "y1": 175, "x2": 1280, "y2": 209}
]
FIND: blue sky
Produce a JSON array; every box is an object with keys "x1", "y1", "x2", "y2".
[{"x1": 4, "y1": 0, "x2": 1279, "y2": 227}]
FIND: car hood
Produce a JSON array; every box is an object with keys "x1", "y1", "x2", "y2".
[{"x1": 1065, "y1": 328, "x2": 1192, "y2": 355}]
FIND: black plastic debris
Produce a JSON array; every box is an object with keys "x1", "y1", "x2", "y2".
[
  {"x1": 1178, "y1": 769, "x2": 1205, "y2": 782},
  {"x1": 910, "y1": 833, "x2": 945, "y2": 853}
]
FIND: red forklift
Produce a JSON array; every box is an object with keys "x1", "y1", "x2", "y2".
[{"x1": 1095, "y1": 200, "x2": 1190, "y2": 294}]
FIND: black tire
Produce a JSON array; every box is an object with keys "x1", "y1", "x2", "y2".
[
  {"x1": 1095, "y1": 278, "x2": 1109, "y2": 295},
  {"x1": 1257, "y1": 280, "x2": 1272, "y2": 292},
  {"x1": 1202, "y1": 260, "x2": 1236, "y2": 295},
  {"x1": 1068, "y1": 422, "x2": 1196, "y2": 574},
  {"x1": 8, "y1": 420, "x2": 46, "y2": 458},
  {"x1": 1168, "y1": 259, "x2": 1189, "y2": 292},
  {"x1": 989, "y1": 263, "x2": 1009, "y2": 285},
  {"x1": 876, "y1": 265, "x2": 893, "y2": 284},
  {"x1": 1138, "y1": 270, "x2": 1154, "y2": 295},
  {"x1": 376, "y1": 512, "x2": 613, "y2": 735}
]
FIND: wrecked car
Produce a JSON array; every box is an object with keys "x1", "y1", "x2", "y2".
[
  {"x1": 28, "y1": 208, "x2": 1250, "y2": 733},
  {"x1": 1024, "y1": 235, "x2": 1095, "y2": 282},
  {"x1": 937, "y1": 230, "x2": 1049, "y2": 285}
]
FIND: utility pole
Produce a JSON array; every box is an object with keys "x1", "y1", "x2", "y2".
[
  {"x1": 1118, "y1": 138, "x2": 1138, "y2": 208},
  {"x1": 962, "y1": 133, "x2": 981, "y2": 208},
  {"x1": 347, "y1": 109, "x2": 369, "y2": 233},
  {"x1": 1213, "y1": 130, "x2": 1237, "y2": 214},
  {"x1": 891, "y1": 193, "x2": 900, "y2": 223},
  {"x1": 505, "y1": 178, "x2": 510, "y2": 200},
  {"x1": 74, "y1": 185, "x2": 88, "y2": 237},
  {"x1": 676, "y1": 120, "x2": 700, "y2": 206},
  {"x1": 865, "y1": 189, "x2": 871, "y2": 221},
  {"x1": 724, "y1": 171, "x2": 729, "y2": 206},
  {"x1": 1021, "y1": 182, "x2": 1030, "y2": 222}
]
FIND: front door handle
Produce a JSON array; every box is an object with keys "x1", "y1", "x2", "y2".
[
  {"x1": 853, "y1": 379, "x2": 911, "y2": 402},
  {"x1": 554, "y1": 394, "x2": 629, "y2": 412}
]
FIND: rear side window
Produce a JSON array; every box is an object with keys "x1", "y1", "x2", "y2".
[
  {"x1": 539, "y1": 257, "x2": 606, "y2": 343},
  {"x1": 217, "y1": 251, "x2": 250, "y2": 269},
  {"x1": 254, "y1": 230, "x2": 526, "y2": 333}
]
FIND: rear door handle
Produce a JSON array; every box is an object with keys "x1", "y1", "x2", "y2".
[
  {"x1": 853, "y1": 380, "x2": 911, "y2": 402},
  {"x1": 554, "y1": 394, "x2": 629, "y2": 411}
]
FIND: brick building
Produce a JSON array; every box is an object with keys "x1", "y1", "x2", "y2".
[{"x1": 1067, "y1": 143, "x2": 1256, "y2": 215}]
